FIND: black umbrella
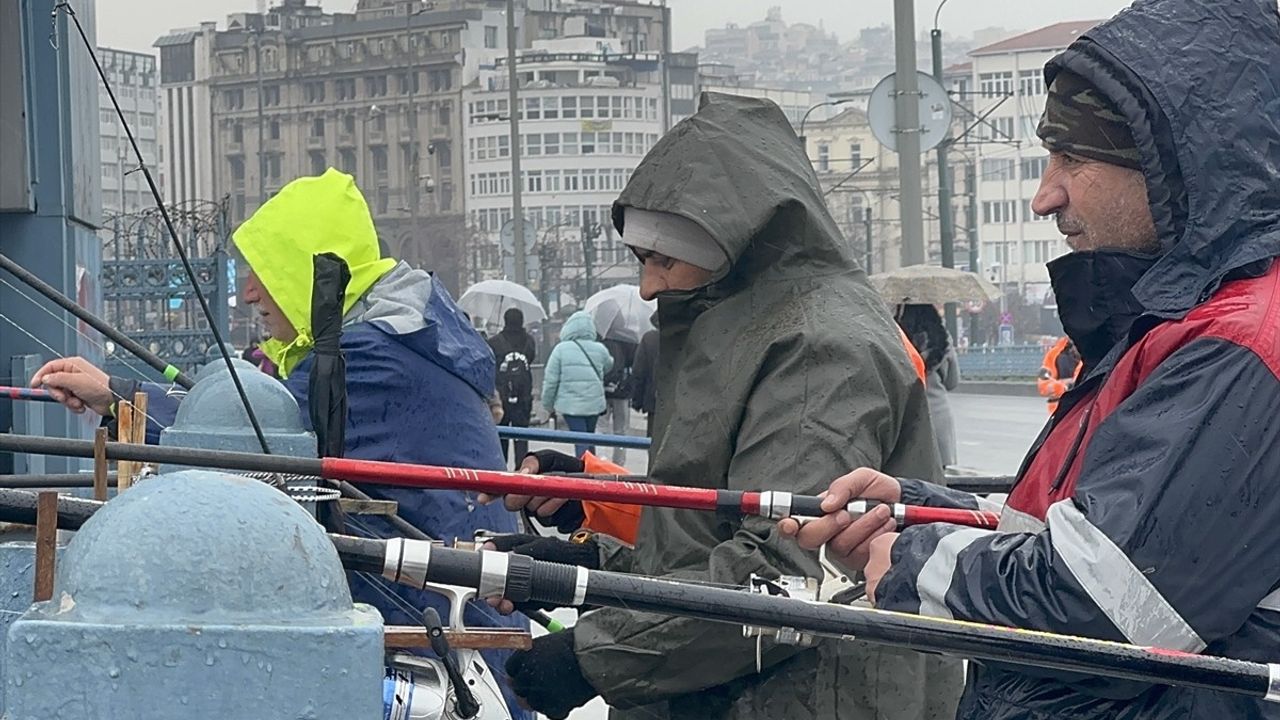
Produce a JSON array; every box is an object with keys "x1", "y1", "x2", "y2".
[
  {"x1": 309, "y1": 252, "x2": 351, "y2": 458},
  {"x1": 309, "y1": 253, "x2": 351, "y2": 532}
]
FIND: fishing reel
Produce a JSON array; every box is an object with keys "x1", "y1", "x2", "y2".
[
  {"x1": 742, "y1": 574, "x2": 821, "y2": 649},
  {"x1": 383, "y1": 581, "x2": 513, "y2": 720}
]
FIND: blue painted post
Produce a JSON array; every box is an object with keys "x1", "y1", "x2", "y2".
[
  {"x1": 0, "y1": 0, "x2": 103, "y2": 473},
  {"x1": 3, "y1": 471, "x2": 384, "y2": 719}
]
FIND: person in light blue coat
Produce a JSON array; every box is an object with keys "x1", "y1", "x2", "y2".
[{"x1": 542, "y1": 310, "x2": 613, "y2": 455}]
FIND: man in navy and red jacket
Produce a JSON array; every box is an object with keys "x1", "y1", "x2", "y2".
[{"x1": 784, "y1": 0, "x2": 1280, "y2": 717}]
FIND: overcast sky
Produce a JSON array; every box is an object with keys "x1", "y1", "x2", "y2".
[{"x1": 96, "y1": 0, "x2": 1134, "y2": 56}]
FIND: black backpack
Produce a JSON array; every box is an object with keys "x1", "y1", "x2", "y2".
[{"x1": 496, "y1": 350, "x2": 532, "y2": 409}]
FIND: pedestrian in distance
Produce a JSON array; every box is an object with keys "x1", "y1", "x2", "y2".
[
  {"x1": 540, "y1": 309, "x2": 612, "y2": 457},
  {"x1": 488, "y1": 307, "x2": 537, "y2": 467}
]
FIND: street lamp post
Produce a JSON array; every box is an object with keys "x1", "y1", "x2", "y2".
[
  {"x1": 798, "y1": 98, "x2": 859, "y2": 151},
  {"x1": 505, "y1": 0, "x2": 526, "y2": 285}
]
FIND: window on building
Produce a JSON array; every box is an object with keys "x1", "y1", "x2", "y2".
[
  {"x1": 982, "y1": 200, "x2": 1018, "y2": 224},
  {"x1": 543, "y1": 97, "x2": 558, "y2": 120},
  {"x1": 1021, "y1": 155, "x2": 1049, "y2": 180},
  {"x1": 849, "y1": 143, "x2": 862, "y2": 167},
  {"x1": 311, "y1": 117, "x2": 325, "y2": 138},
  {"x1": 1018, "y1": 70, "x2": 1045, "y2": 97},
  {"x1": 101, "y1": 162, "x2": 114, "y2": 180},
  {"x1": 373, "y1": 113, "x2": 386, "y2": 132},
  {"x1": 229, "y1": 157, "x2": 245, "y2": 181},
  {"x1": 366, "y1": 75, "x2": 388, "y2": 97},
  {"x1": 438, "y1": 181, "x2": 453, "y2": 211},
  {"x1": 672, "y1": 84, "x2": 694, "y2": 100},
  {"x1": 398, "y1": 72, "x2": 419, "y2": 95},
  {"x1": 428, "y1": 69, "x2": 452, "y2": 92},
  {"x1": 336, "y1": 78, "x2": 356, "y2": 101},
  {"x1": 372, "y1": 146, "x2": 388, "y2": 174},
  {"x1": 1022, "y1": 199, "x2": 1052, "y2": 223},
  {"x1": 983, "y1": 117, "x2": 1015, "y2": 141},
  {"x1": 232, "y1": 121, "x2": 244, "y2": 144},
  {"x1": 646, "y1": 98, "x2": 658, "y2": 120},
  {"x1": 561, "y1": 132, "x2": 577, "y2": 155},
  {"x1": 525, "y1": 133, "x2": 543, "y2": 157},
  {"x1": 985, "y1": 241, "x2": 1013, "y2": 266},
  {"x1": 435, "y1": 141, "x2": 451, "y2": 169},
  {"x1": 484, "y1": 26, "x2": 499, "y2": 49},
  {"x1": 580, "y1": 96, "x2": 594, "y2": 119},
  {"x1": 611, "y1": 96, "x2": 623, "y2": 118},
  {"x1": 304, "y1": 81, "x2": 325, "y2": 103},
  {"x1": 817, "y1": 143, "x2": 830, "y2": 172},
  {"x1": 436, "y1": 100, "x2": 451, "y2": 129},
  {"x1": 376, "y1": 186, "x2": 389, "y2": 214},
  {"x1": 543, "y1": 132, "x2": 560, "y2": 155},
  {"x1": 580, "y1": 132, "x2": 596, "y2": 154},
  {"x1": 267, "y1": 154, "x2": 282, "y2": 180},
  {"x1": 981, "y1": 157, "x2": 1016, "y2": 181},
  {"x1": 978, "y1": 71, "x2": 1013, "y2": 98},
  {"x1": 339, "y1": 149, "x2": 356, "y2": 174},
  {"x1": 597, "y1": 96, "x2": 610, "y2": 119},
  {"x1": 562, "y1": 96, "x2": 577, "y2": 119},
  {"x1": 270, "y1": 120, "x2": 281, "y2": 140},
  {"x1": 263, "y1": 85, "x2": 280, "y2": 106},
  {"x1": 343, "y1": 113, "x2": 356, "y2": 135},
  {"x1": 527, "y1": 170, "x2": 543, "y2": 193},
  {"x1": 225, "y1": 88, "x2": 245, "y2": 110},
  {"x1": 525, "y1": 97, "x2": 541, "y2": 121},
  {"x1": 310, "y1": 151, "x2": 327, "y2": 175}
]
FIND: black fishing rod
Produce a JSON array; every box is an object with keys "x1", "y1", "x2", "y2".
[
  {"x1": 52, "y1": 2, "x2": 269, "y2": 452},
  {"x1": 350, "y1": 538, "x2": 1280, "y2": 705},
  {"x1": 0, "y1": 253, "x2": 194, "y2": 389},
  {"x1": 4, "y1": 483, "x2": 1271, "y2": 696}
]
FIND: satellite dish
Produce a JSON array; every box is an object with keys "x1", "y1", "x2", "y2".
[{"x1": 867, "y1": 71, "x2": 953, "y2": 153}]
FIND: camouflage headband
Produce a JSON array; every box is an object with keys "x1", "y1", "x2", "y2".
[{"x1": 1037, "y1": 70, "x2": 1141, "y2": 170}]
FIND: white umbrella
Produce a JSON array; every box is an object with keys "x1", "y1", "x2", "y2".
[
  {"x1": 458, "y1": 279, "x2": 547, "y2": 328},
  {"x1": 584, "y1": 284, "x2": 656, "y2": 343}
]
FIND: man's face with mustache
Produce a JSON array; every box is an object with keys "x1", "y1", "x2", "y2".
[{"x1": 1031, "y1": 148, "x2": 1158, "y2": 254}]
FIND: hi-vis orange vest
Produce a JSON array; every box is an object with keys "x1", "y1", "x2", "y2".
[{"x1": 575, "y1": 329, "x2": 924, "y2": 544}]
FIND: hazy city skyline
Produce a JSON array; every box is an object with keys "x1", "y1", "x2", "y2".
[{"x1": 97, "y1": 0, "x2": 1133, "y2": 57}]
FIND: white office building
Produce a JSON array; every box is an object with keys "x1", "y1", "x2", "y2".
[
  {"x1": 98, "y1": 47, "x2": 162, "y2": 216},
  {"x1": 463, "y1": 35, "x2": 663, "y2": 302},
  {"x1": 968, "y1": 20, "x2": 1099, "y2": 302}
]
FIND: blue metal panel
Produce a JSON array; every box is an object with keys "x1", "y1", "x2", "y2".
[{"x1": 0, "y1": 0, "x2": 102, "y2": 473}]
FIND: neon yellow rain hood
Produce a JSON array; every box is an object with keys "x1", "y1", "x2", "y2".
[{"x1": 232, "y1": 168, "x2": 396, "y2": 377}]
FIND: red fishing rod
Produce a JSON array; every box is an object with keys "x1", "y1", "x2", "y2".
[
  {"x1": 1, "y1": 386, "x2": 57, "y2": 403},
  {"x1": 0, "y1": 433, "x2": 1000, "y2": 529}
]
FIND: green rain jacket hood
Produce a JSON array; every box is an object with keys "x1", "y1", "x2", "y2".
[
  {"x1": 232, "y1": 168, "x2": 396, "y2": 376},
  {"x1": 573, "y1": 93, "x2": 963, "y2": 720}
]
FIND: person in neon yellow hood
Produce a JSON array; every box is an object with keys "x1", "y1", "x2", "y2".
[
  {"x1": 31, "y1": 168, "x2": 531, "y2": 719},
  {"x1": 233, "y1": 168, "x2": 398, "y2": 377}
]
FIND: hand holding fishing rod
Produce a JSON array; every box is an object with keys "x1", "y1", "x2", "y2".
[{"x1": 0, "y1": 433, "x2": 1000, "y2": 529}]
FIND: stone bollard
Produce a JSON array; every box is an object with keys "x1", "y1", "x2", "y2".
[
  {"x1": 2, "y1": 471, "x2": 382, "y2": 719},
  {"x1": 159, "y1": 358, "x2": 315, "y2": 463}
]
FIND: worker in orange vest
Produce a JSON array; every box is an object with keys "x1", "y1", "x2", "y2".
[{"x1": 1038, "y1": 336, "x2": 1082, "y2": 414}]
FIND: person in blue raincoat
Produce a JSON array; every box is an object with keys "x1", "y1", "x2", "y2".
[
  {"x1": 541, "y1": 310, "x2": 613, "y2": 456},
  {"x1": 31, "y1": 169, "x2": 530, "y2": 719}
]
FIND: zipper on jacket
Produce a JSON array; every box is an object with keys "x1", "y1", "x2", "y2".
[{"x1": 1049, "y1": 403, "x2": 1095, "y2": 493}]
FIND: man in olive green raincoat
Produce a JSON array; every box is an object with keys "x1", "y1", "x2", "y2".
[{"x1": 500, "y1": 93, "x2": 964, "y2": 720}]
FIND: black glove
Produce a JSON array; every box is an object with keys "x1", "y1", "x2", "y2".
[
  {"x1": 522, "y1": 449, "x2": 586, "y2": 475},
  {"x1": 506, "y1": 629, "x2": 597, "y2": 720},
  {"x1": 484, "y1": 533, "x2": 600, "y2": 570},
  {"x1": 528, "y1": 500, "x2": 587, "y2": 534}
]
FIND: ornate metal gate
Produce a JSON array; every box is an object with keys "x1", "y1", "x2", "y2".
[{"x1": 100, "y1": 200, "x2": 230, "y2": 381}]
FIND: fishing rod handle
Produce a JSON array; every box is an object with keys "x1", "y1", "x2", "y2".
[{"x1": 758, "y1": 492, "x2": 1000, "y2": 529}]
